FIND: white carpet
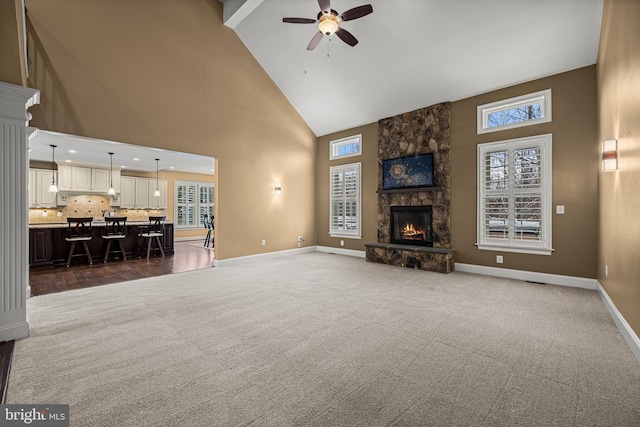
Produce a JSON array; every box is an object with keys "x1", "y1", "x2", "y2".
[{"x1": 8, "y1": 252, "x2": 640, "y2": 426}]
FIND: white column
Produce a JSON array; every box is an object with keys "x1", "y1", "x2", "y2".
[{"x1": 0, "y1": 81, "x2": 40, "y2": 342}]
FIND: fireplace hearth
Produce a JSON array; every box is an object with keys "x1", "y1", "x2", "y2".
[{"x1": 390, "y1": 206, "x2": 433, "y2": 247}]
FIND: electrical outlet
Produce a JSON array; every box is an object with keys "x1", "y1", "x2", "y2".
[
  {"x1": 42, "y1": 211, "x2": 48, "y2": 217},
  {"x1": 57, "y1": 211, "x2": 63, "y2": 217},
  {"x1": 261, "y1": 239, "x2": 266, "y2": 246},
  {"x1": 605, "y1": 265, "x2": 608, "y2": 277},
  {"x1": 340, "y1": 240, "x2": 344, "y2": 246},
  {"x1": 556, "y1": 205, "x2": 565, "y2": 214},
  {"x1": 496, "y1": 255, "x2": 503, "y2": 264}
]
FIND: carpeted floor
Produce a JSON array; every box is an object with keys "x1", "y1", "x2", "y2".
[{"x1": 8, "y1": 252, "x2": 640, "y2": 426}]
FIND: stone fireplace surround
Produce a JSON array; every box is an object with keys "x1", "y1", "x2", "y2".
[{"x1": 365, "y1": 102, "x2": 454, "y2": 273}]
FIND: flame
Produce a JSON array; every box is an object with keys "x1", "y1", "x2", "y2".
[{"x1": 401, "y1": 223, "x2": 426, "y2": 240}]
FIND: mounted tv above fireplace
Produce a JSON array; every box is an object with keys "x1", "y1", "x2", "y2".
[{"x1": 382, "y1": 153, "x2": 434, "y2": 190}]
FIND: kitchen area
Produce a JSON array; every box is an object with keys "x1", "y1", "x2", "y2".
[{"x1": 27, "y1": 130, "x2": 216, "y2": 294}]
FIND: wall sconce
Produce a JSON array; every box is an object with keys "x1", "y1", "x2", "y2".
[
  {"x1": 274, "y1": 182, "x2": 282, "y2": 197},
  {"x1": 602, "y1": 139, "x2": 618, "y2": 172}
]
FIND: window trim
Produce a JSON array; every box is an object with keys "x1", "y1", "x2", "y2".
[
  {"x1": 477, "y1": 134, "x2": 552, "y2": 255},
  {"x1": 174, "y1": 180, "x2": 214, "y2": 230},
  {"x1": 329, "y1": 134, "x2": 362, "y2": 160},
  {"x1": 329, "y1": 162, "x2": 362, "y2": 239},
  {"x1": 477, "y1": 89, "x2": 552, "y2": 134}
]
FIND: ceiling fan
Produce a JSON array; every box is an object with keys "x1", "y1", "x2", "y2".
[{"x1": 283, "y1": 0, "x2": 373, "y2": 50}]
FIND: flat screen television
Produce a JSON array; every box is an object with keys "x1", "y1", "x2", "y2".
[{"x1": 382, "y1": 153, "x2": 434, "y2": 190}]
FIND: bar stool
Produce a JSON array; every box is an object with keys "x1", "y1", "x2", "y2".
[
  {"x1": 139, "y1": 216, "x2": 165, "y2": 259},
  {"x1": 203, "y1": 214, "x2": 214, "y2": 248},
  {"x1": 102, "y1": 217, "x2": 127, "y2": 263},
  {"x1": 65, "y1": 217, "x2": 93, "y2": 267}
]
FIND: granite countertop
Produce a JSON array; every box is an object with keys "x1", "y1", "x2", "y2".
[{"x1": 29, "y1": 220, "x2": 173, "y2": 229}]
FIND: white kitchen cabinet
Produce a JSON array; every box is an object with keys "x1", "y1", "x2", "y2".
[
  {"x1": 28, "y1": 170, "x2": 36, "y2": 207},
  {"x1": 91, "y1": 168, "x2": 110, "y2": 192},
  {"x1": 71, "y1": 167, "x2": 92, "y2": 192},
  {"x1": 135, "y1": 178, "x2": 150, "y2": 208},
  {"x1": 119, "y1": 177, "x2": 136, "y2": 208},
  {"x1": 148, "y1": 180, "x2": 168, "y2": 209},
  {"x1": 57, "y1": 165, "x2": 72, "y2": 191},
  {"x1": 35, "y1": 170, "x2": 57, "y2": 208}
]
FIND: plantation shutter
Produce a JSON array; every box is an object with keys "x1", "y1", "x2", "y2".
[
  {"x1": 478, "y1": 135, "x2": 551, "y2": 254},
  {"x1": 329, "y1": 163, "x2": 361, "y2": 237}
]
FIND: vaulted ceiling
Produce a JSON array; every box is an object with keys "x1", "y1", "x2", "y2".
[{"x1": 221, "y1": 0, "x2": 604, "y2": 136}]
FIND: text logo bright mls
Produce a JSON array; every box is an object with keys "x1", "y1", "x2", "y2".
[{"x1": 1, "y1": 405, "x2": 69, "y2": 426}]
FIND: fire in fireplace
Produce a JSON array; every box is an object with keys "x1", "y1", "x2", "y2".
[{"x1": 390, "y1": 206, "x2": 433, "y2": 246}]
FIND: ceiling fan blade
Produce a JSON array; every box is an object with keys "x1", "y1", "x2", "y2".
[
  {"x1": 335, "y1": 27, "x2": 358, "y2": 47},
  {"x1": 283, "y1": 17, "x2": 317, "y2": 24},
  {"x1": 307, "y1": 31, "x2": 324, "y2": 50},
  {"x1": 339, "y1": 4, "x2": 373, "y2": 21},
  {"x1": 318, "y1": 0, "x2": 331, "y2": 15}
]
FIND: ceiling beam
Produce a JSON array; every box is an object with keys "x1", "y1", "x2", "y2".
[{"x1": 219, "y1": 0, "x2": 264, "y2": 29}]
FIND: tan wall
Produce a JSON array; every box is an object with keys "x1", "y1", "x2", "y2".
[
  {"x1": 451, "y1": 66, "x2": 599, "y2": 278},
  {"x1": 23, "y1": 0, "x2": 317, "y2": 260},
  {"x1": 597, "y1": 0, "x2": 640, "y2": 336},
  {"x1": 0, "y1": 0, "x2": 23, "y2": 85},
  {"x1": 316, "y1": 123, "x2": 378, "y2": 251}
]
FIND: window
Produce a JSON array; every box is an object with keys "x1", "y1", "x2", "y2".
[
  {"x1": 330, "y1": 134, "x2": 362, "y2": 160},
  {"x1": 477, "y1": 89, "x2": 552, "y2": 134},
  {"x1": 477, "y1": 134, "x2": 552, "y2": 255},
  {"x1": 329, "y1": 162, "x2": 361, "y2": 238},
  {"x1": 175, "y1": 181, "x2": 214, "y2": 229}
]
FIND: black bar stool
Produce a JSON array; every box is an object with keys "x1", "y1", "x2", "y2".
[
  {"x1": 139, "y1": 216, "x2": 165, "y2": 259},
  {"x1": 65, "y1": 217, "x2": 93, "y2": 267},
  {"x1": 203, "y1": 214, "x2": 214, "y2": 248},
  {"x1": 102, "y1": 217, "x2": 127, "y2": 263}
]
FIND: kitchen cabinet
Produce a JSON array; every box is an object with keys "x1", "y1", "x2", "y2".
[
  {"x1": 135, "y1": 179, "x2": 150, "y2": 208},
  {"x1": 71, "y1": 167, "x2": 92, "y2": 192},
  {"x1": 28, "y1": 170, "x2": 36, "y2": 207},
  {"x1": 33, "y1": 169, "x2": 57, "y2": 208},
  {"x1": 29, "y1": 228, "x2": 53, "y2": 268},
  {"x1": 56, "y1": 166, "x2": 120, "y2": 194},
  {"x1": 120, "y1": 177, "x2": 136, "y2": 208},
  {"x1": 148, "y1": 180, "x2": 168, "y2": 209}
]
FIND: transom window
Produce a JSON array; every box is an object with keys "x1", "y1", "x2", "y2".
[
  {"x1": 477, "y1": 89, "x2": 552, "y2": 134},
  {"x1": 330, "y1": 134, "x2": 362, "y2": 160},
  {"x1": 175, "y1": 181, "x2": 214, "y2": 229},
  {"x1": 329, "y1": 162, "x2": 361, "y2": 238},
  {"x1": 477, "y1": 134, "x2": 552, "y2": 255}
]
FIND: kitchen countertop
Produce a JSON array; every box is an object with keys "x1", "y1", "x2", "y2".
[{"x1": 29, "y1": 220, "x2": 173, "y2": 229}]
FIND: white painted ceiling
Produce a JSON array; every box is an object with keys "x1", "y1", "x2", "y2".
[
  {"x1": 226, "y1": 0, "x2": 604, "y2": 136},
  {"x1": 28, "y1": 130, "x2": 215, "y2": 175}
]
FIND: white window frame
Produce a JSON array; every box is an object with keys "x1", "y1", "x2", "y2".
[
  {"x1": 329, "y1": 134, "x2": 362, "y2": 160},
  {"x1": 477, "y1": 134, "x2": 552, "y2": 255},
  {"x1": 329, "y1": 162, "x2": 362, "y2": 239},
  {"x1": 174, "y1": 180, "x2": 214, "y2": 229},
  {"x1": 477, "y1": 89, "x2": 552, "y2": 134}
]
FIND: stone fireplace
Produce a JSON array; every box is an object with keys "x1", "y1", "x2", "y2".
[{"x1": 365, "y1": 102, "x2": 454, "y2": 273}]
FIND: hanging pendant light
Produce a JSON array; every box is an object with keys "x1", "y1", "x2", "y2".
[
  {"x1": 48, "y1": 144, "x2": 59, "y2": 193},
  {"x1": 154, "y1": 158, "x2": 161, "y2": 197},
  {"x1": 107, "y1": 152, "x2": 116, "y2": 195}
]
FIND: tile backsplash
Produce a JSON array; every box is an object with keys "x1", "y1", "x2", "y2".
[{"x1": 29, "y1": 195, "x2": 165, "y2": 223}]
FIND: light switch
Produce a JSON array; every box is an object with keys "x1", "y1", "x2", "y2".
[{"x1": 556, "y1": 205, "x2": 565, "y2": 214}]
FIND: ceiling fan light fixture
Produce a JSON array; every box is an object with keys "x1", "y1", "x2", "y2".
[{"x1": 318, "y1": 14, "x2": 339, "y2": 35}]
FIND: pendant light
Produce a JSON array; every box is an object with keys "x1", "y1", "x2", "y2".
[
  {"x1": 48, "y1": 144, "x2": 59, "y2": 193},
  {"x1": 107, "y1": 152, "x2": 116, "y2": 195},
  {"x1": 154, "y1": 158, "x2": 161, "y2": 197}
]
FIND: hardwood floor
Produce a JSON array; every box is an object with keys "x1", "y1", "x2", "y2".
[{"x1": 29, "y1": 240, "x2": 214, "y2": 296}]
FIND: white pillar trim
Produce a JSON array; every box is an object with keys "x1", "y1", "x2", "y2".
[{"x1": 0, "y1": 81, "x2": 40, "y2": 342}]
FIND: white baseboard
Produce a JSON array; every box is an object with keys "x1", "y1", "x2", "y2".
[
  {"x1": 316, "y1": 246, "x2": 366, "y2": 258},
  {"x1": 0, "y1": 321, "x2": 29, "y2": 342},
  {"x1": 597, "y1": 282, "x2": 640, "y2": 363},
  {"x1": 214, "y1": 246, "x2": 317, "y2": 267},
  {"x1": 454, "y1": 263, "x2": 598, "y2": 290}
]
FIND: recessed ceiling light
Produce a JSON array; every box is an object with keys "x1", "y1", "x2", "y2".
[
  {"x1": 169, "y1": 166, "x2": 175, "y2": 169},
  {"x1": 133, "y1": 158, "x2": 139, "y2": 161},
  {"x1": 121, "y1": 165, "x2": 126, "y2": 168},
  {"x1": 68, "y1": 150, "x2": 77, "y2": 153},
  {"x1": 65, "y1": 159, "x2": 72, "y2": 163}
]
